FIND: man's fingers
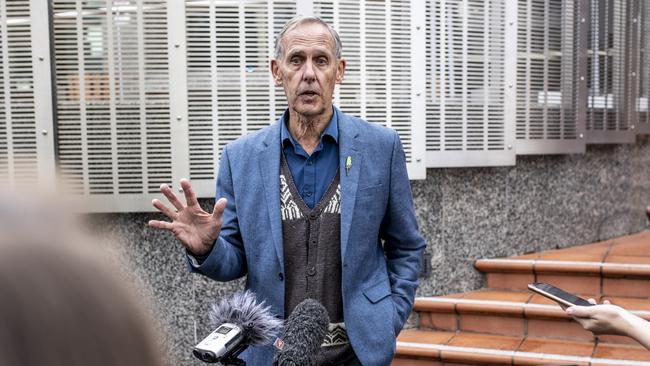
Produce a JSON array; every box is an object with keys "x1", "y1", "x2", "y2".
[
  {"x1": 180, "y1": 178, "x2": 199, "y2": 207},
  {"x1": 588, "y1": 298, "x2": 597, "y2": 305},
  {"x1": 212, "y1": 197, "x2": 228, "y2": 220},
  {"x1": 160, "y1": 183, "x2": 184, "y2": 211},
  {"x1": 147, "y1": 219, "x2": 174, "y2": 230},
  {"x1": 603, "y1": 299, "x2": 611, "y2": 305},
  {"x1": 152, "y1": 199, "x2": 177, "y2": 220}
]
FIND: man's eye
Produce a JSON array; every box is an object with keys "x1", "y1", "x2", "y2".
[
  {"x1": 290, "y1": 58, "x2": 301, "y2": 65},
  {"x1": 316, "y1": 58, "x2": 328, "y2": 65}
]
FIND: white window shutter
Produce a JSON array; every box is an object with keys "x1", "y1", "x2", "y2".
[
  {"x1": 425, "y1": 0, "x2": 517, "y2": 167},
  {"x1": 185, "y1": 0, "x2": 296, "y2": 197},
  {"x1": 142, "y1": 0, "x2": 174, "y2": 196},
  {"x1": 515, "y1": 0, "x2": 588, "y2": 154},
  {"x1": 312, "y1": 0, "x2": 426, "y2": 179},
  {"x1": 53, "y1": 0, "x2": 172, "y2": 212},
  {"x1": 586, "y1": 0, "x2": 635, "y2": 143},
  {"x1": 0, "y1": 0, "x2": 54, "y2": 191}
]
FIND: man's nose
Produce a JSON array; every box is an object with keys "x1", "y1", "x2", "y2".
[{"x1": 302, "y1": 61, "x2": 316, "y2": 82}]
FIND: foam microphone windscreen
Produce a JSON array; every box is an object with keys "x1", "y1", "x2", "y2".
[
  {"x1": 209, "y1": 290, "x2": 283, "y2": 346},
  {"x1": 273, "y1": 299, "x2": 330, "y2": 366}
]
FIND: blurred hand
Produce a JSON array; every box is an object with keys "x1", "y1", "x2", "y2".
[
  {"x1": 148, "y1": 179, "x2": 227, "y2": 256},
  {"x1": 568, "y1": 299, "x2": 650, "y2": 350},
  {"x1": 566, "y1": 299, "x2": 628, "y2": 336}
]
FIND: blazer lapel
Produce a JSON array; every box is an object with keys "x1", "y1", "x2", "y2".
[
  {"x1": 258, "y1": 122, "x2": 284, "y2": 270},
  {"x1": 337, "y1": 109, "x2": 362, "y2": 263}
]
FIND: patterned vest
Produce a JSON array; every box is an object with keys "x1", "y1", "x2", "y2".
[{"x1": 280, "y1": 154, "x2": 355, "y2": 364}]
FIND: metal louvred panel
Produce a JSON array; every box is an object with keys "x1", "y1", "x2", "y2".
[
  {"x1": 515, "y1": 0, "x2": 588, "y2": 154},
  {"x1": 425, "y1": 0, "x2": 517, "y2": 167},
  {"x1": 585, "y1": 0, "x2": 635, "y2": 143},
  {"x1": 635, "y1": 0, "x2": 648, "y2": 133},
  {"x1": 185, "y1": 0, "x2": 297, "y2": 197},
  {"x1": 312, "y1": 0, "x2": 426, "y2": 179},
  {"x1": 0, "y1": 0, "x2": 46, "y2": 190},
  {"x1": 53, "y1": 0, "x2": 172, "y2": 212}
]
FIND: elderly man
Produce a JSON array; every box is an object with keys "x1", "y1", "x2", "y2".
[{"x1": 149, "y1": 16, "x2": 425, "y2": 365}]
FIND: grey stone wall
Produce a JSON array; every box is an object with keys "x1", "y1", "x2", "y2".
[
  {"x1": 413, "y1": 136, "x2": 650, "y2": 296},
  {"x1": 87, "y1": 135, "x2": 650, "y2": 365}
]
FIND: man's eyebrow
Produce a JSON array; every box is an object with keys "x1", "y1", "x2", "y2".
[
  {"x1": 286, "y1": 45, "x2": 333, "y2": 57},
  {"x1": 286, "y1": 50, "x2": 305, "y2": 58}
]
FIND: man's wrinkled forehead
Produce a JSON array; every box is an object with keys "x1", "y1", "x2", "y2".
[{"x1": 281, "y1": 22, "x2": 337, "y2": 57}]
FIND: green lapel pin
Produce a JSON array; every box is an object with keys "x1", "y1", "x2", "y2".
[{"x1": 345, "y1": 156, "x2": 352, "y2": 176}]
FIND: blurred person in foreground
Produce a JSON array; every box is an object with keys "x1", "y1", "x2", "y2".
[
  {"x1": 567, "y1": 299, "x2": 650, "y2": 350},
  {"x1": 149, "y1": 15, "x2": 426, "y2": 365},
  {"x1": 0, "y1": 195, "x2": 163, "y2": 366}
]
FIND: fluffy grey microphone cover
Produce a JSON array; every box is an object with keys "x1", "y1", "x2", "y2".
[
  {"x1": 209, "y1": 290, "x2": 283, "y2": 346},
  {"x1": 274, "y1": 299, "x2": 330, "y2": 366}
]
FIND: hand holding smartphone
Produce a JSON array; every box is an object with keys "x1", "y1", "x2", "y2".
[{"x1": 527, "y1": 282, "x2": 594, "y2": 307}]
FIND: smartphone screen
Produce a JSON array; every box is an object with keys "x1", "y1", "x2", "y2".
[{"x1": 528, "y1": 282, "x2": 594, "y2": 307}]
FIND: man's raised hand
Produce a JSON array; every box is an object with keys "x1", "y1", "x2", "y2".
[{"x1": 148, "y1": 178, "x2": 227, "y2": 256}]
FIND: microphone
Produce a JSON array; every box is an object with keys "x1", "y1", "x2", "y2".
[
  {"x1": 193, "y1": 291, "x2": 282, "y2": 365},
  {"x1": 273, "y1": 299, "x2": 330, "y2": 366}
]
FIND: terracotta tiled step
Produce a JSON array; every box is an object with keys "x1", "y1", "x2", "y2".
[
  {"x1": 393, "y1": 330, "x2": 650, "y2": 365},
  {"x1": 475, "y1": 231, "x2": 650, "y2": 295},
  {"x1": 414, "y1": 289, "x2": 650, "y2": 344},
  {"x1": 394, "y1": 231, "x2": 650, "y2": 365}
]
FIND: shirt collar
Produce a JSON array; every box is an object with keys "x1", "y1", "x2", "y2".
[{"x1": 281, "y1": 107, "x2": 339, "y2": 147}]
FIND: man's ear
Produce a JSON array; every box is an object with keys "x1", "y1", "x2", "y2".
[
  {"x1": 270, "y1": 59, "x2": 282, "y2": 86},
  {"x1": 335, "y1": 58, "x2": 347, "y2": 84}
]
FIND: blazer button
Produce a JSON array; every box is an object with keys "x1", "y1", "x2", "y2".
[{"x1": 278, "y1": 273, "x2": 284, "y2": 281}]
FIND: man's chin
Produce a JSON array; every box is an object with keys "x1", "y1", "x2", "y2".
[{"x1": 291, "y1": 104, "x2": 327, "y2": 118}]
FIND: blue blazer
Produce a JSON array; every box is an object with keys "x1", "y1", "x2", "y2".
[{"x1": 191, "y1": 107, "x2": 426, "y2": 365}]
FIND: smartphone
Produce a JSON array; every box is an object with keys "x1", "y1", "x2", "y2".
[{"x1": 527, "y1": 282, "x2": 594, "y2": 307}]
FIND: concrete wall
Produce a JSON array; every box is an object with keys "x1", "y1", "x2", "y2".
[
  {"x1": 87, "y1": 135, "x2": 650, "y2": 365},
  {"x1": 413, "y1": 136, "x2": 650, "y2": 296}
]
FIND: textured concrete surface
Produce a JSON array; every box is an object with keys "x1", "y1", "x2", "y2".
[
  {"x1": 86, "y1": 212, "x2": 245, "y2": 366},
  {"x1": 86, "y1": 135, "x2": 650, "y2": 365},
  {"x1": 413, "y1": 136, "x2": 650, "y2": 297}
]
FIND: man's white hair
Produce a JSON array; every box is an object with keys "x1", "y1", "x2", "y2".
[{"x1": 274, "y1": 15, "x2": 343, "y2": 59}]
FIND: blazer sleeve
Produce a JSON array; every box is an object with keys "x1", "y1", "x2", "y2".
[
  {"x1": 186, "y1": 145, "x2": 248, "y2": 281},
  {"x1": 380, "y1": 130, "x2": 427, "y2": 334}
]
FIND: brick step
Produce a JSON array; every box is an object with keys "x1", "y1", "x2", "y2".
[
  {"x1": 414, "y1": 289, "x2": 650, "y2": 344},
  {"x1": 393, "y1": 330, "x2": 650, "y2": 365},
  {"x1": 393, "y1": 231, "x2": 650, "y2": 365},
  {"x1": 475, "y1": 231, "x2": 650, "y2": 296}
]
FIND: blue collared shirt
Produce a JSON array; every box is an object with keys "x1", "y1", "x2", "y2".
[{"x1": 280, "y1": 108, "x2": 340, "y2": 209}]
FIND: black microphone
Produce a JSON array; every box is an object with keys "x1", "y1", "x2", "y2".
[
  {"x1": 273, "y1": 299, "x2": 330, "y2": 366},
  {"x1": 193, "y1": 291, "x2": 282, "y2": 365}
]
